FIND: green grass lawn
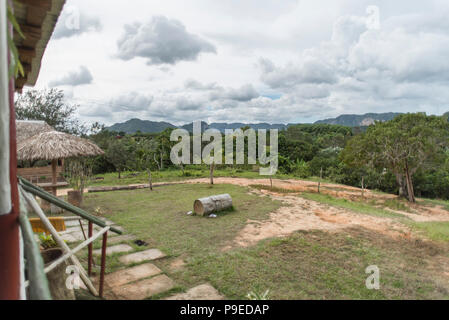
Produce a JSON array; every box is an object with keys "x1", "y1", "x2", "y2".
[
  {"x1": 419, "y1": 198, "x2": 449, "y2": 211},
  {"x1": 298, "y1": 192, "x2": 407, "y2": 219},
  {"x1": 83, "y1": 184, "x2": 281, "y2": 257},
  {"x1": 409, "y1": 221, "x2": 449, "y2": 242},
  {"x1": 80, "y1": 183, "x2": 449, "y2": 299},
  {"x1": 182, "y1": 229, "x2": 449, "y2": 299}
]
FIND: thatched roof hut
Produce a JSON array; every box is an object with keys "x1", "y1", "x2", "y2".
[
  {"x1": 16, "y1": 120, "x2": 54, "y2": 144},
  {"x1": 17, "y1": 131, "x2": 104, "y2": 161},
  {"x1": 17, "y1": 130, "x2": 104, "y2": 195}
]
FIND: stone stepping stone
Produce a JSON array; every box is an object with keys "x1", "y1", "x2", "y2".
[
  {"x1": 105, "y1": 263, "x2": 162, "y2": 288},
  {"x1": 93, "y1": 244, "x2": 133, "y2": 256},
  {"x1": 107, "y1": 234, "x2": 137, "y2": 245},
  {"x1": 60, "y1": 224, "x2": 102, "y2": 235},
  {"x1": 164, "y1": 283, "x2": 224, "y2": 300},
  {"x1": 64, "y1": 220, "x2": 85, "y2": 227},
  {"x1": 111, "y1": 274, "x2": 174, "y2": 300},
  {"x1": 119, "y1": 249, "x2": 166, "y2": 264},
  {"x1": 60, "y1": 231, "x2": 85, "y2": 243}
]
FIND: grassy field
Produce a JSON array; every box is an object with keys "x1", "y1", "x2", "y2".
[
  {"x1": 80, "y1": 183, "x2": 449, "y2": 299},
  {"x1": 299, "y1": 192, "x2": 407, "y2": 219},
  {"x1": 299, "y1": 192, "x2": 449, "y2": 243}
]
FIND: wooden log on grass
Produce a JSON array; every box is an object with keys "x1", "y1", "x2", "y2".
[{"x1": 194, "y1": 194, "x2": 232, "y2": 216}]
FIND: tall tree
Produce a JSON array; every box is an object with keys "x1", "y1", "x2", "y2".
[
  {"x1": 341, "y1": 113, "x2": 449, "y2": 202},
  {"x1": 15, "y1": 88, "x2": 86, "y2": 135},
  {"x1": 105, "y1": 139, "x2": 128, "y2": 179}
]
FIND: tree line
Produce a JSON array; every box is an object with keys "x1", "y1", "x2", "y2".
[{"x1": 15, "y1": 89, "x2": 449, "y2": 202}]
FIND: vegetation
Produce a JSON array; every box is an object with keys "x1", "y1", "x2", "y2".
[
  {"x1": 38, "y1": 233, "x2": 57, "y2": 249},
  {"x1": 14, "y1": 89, "x2": 449, "y2": 201},
  {"x1": 7, "y1": 2, "x2": 25, "y2": 78},
  {"x1": 63, "y1": 157, "x2": 93, "y2": 197},
  {"x1": 15, "y1": 88, "x2": 86, "y2": 135},
  {"x1": 82, "y1": 184, "x2": 282, "y2": 257},
  {"x1": 342, "y1": 113, "x2": 449, "y2": 202},
  {"x1": 81, "y1": 184, "x2": 449, "y2": 299}
]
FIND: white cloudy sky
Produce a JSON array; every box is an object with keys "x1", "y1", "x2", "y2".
[{"x1": 32, "y1": 0, "x2": 449, "y2": 126}]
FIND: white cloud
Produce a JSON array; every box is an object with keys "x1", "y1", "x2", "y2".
[
  {"x1": 52, "y1": 8, "x2": 102, "y2": 39},
  {"x1": 116, "y1": 16, "x2": 216, "y2": 65},
  {"x1": 49, "y1": 66, "x2": 93, "y2": 87},
  {"x1": 33, "y1": 0, "x2": 449, "y2": 125}
]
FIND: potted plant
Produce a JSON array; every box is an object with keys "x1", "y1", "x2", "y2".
[
  {"x1": 37, "y1": 233, "x2": 75, "y2": 300},
  {"x1": 64, "y1": 157, "x2": 92, "y2": 207}
]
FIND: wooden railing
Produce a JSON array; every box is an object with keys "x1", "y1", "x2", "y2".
[
  {"x1": 17, "y1": 165, "x2": 65, "y2": 184},
  {"x1": 18, "y1": 176, "x2": 122, "y2": 299}
]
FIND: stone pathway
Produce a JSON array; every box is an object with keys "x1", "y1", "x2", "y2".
[
  {"x1": 164, "y1": 283, "x2": 225, "y2": 300},
  {"x1": 93, "y1": 244, "x2": 133, "y2": 256},
  {"x1": 60, "y1": 216, "x2": 223, "y2": 300},
  {"x1": 109, "y1": 275, "x2": 175, "y2": 300},
  {"x1": 119, "y1": 249, "x2": 166, "y2": 264},
  {"x1": 105, "y1": 263, "x2": 162, "y2": 288}
]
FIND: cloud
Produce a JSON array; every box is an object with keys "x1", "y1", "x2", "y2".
[
  {"x1": 257, "y1": 10, "x2": 449, "y2": 119},
  {"x1": 109, "y1": 92, "x2": 153, "y2": 112},
  {"x1": 116, "y1": 16, "x2": 216, "y2": 65},
  {"x1": 209, "y1": 84, "x2": 260, "y2": 102},
  {"x1": 184, "y1": 79, "x2": 218, "y2": 90},
  {"x1": 49, "y1": 66, "x2": 93, "y2": 87},
  {"x1": 52, "y1": 7, "x2": 102, "y2": 39},
  {"x1": 259, "y1": 57, "x2": 338, "y2": 89},
  {"x1": 56, "y1": 1, "x2": 449, "y2": 126},
  {"x1": 184, "y1": 79, "x2": 259, "y2": 102},
  {"x1": 80, "y1": 92, "x2": 153, "y2": 118}
]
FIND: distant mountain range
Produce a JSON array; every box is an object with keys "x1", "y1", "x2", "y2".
[
  {"x1": 315, "y1": 112, "x2": 403, "y2": 127},
  {"x1": 107, "y1": 118, "x2": 289, "y2": 134},
  {"x1": 107, "y1": 118, "x2": 176, "y2": 133},
  {"x1": 106, "y1": 112, "x2": 434, "y2": 134}
]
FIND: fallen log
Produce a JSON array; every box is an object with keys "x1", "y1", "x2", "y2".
[{"x1": 193, "y1": 194, "x2": 232, "y2": 216}]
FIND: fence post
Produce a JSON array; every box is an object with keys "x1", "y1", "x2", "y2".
[
  {"x1": 99, "y1": 232, "x2": 108, "y2": 298},
  {"x1": 88, "y1": 221, "x2": 93, "y2": 276}
]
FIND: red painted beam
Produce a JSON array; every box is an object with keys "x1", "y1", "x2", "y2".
[
  {"x1": 0, "y1": 45, "x2": 21, "y2": 299},
  {"x1": 99, "y1": 232, "x2": 108, "y2": 298}
]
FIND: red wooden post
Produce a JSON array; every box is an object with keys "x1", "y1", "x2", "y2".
[
  {"x1": 0, "y1": 19, "x2": 20, "y2": 299},
  {"x1": 87, "y1": 221, "x2": 93, "y2": 276},
  {"x1": 99, "y1": 232, "x2": 108, "y2": 298}
]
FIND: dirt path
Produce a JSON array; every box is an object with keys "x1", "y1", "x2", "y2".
[
  {"x1": 182, "y1": 177, "x2": 449, "y2": 247},
  {"x1": 186, "y1": 177, "x2": 382, "y2": 199},
  {"x1": 227, "y1": 189, "x2": 409, "y2": 249}
]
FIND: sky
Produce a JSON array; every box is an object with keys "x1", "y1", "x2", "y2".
[{"x1": 31, "y1": 0, "x2": 449, "y2": 126}]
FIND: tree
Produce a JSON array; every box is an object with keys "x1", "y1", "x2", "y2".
[
  {"x1": 15, "y1": 88, "x2": 86, "y2": 135},
  {"x1": 341, "y1": 113, "x2": 449, "y2": 202},
  {"x1": 105, "y1": 139, "x2": 128, "y2": 179},
  {"x1": 135, "y1": 138, "x2": 160, "y2": 190},
  {"x1": 153, "y1": 128, "x2": 174, "y2": 170}
]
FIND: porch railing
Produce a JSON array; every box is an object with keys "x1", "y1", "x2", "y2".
[{"x1": 18, "y1": 176, "x2": 122, "y2": 299}]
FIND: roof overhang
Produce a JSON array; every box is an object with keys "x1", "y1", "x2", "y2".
[{"x1": 12, "y1": 0, "x2": 66, "y2": 92}]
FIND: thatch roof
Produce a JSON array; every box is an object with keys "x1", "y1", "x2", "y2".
[
  {"x1": 16, "y1": 120, "x2": 54, "y2": 144},
  {"x1": 17, "y1": 131, "x2": 104, "y2": 161}
]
